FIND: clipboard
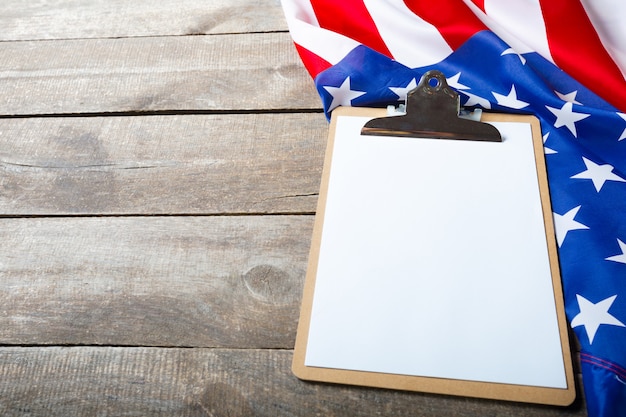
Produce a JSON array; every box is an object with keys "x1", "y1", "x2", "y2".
[{"x1": 293, "y1": 71, "x2": 575, "y2": 406}]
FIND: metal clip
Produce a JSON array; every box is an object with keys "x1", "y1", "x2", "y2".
[{"x1": 361, "y1": 70, "x2": 501, "y2": 142}]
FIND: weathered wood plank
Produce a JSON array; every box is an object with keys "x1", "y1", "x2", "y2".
[
  {"x1": 0, "y1": 347, "x2": 587, "y2": 417},
  {"x1": 0, "y1": 0, "x2": 287, "y2": 41},
  {"x1": 0, "y1": 216, "x2": 312, "y2": 348},
  {"x1": 0, "y1": 113, "x2": 327, "y2": 215},
  {"x1": 0, "y1": 33, "x2": 320, "y2": 115}
]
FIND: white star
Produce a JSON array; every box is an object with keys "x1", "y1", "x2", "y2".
[
  {"x1": 606, "y1": 239, "x2": 626, "y2": 264},
  {"x1": 323, "y1": 77, "x2": 366, "y2": 111},
  {"x1": 446, "y1": 73, "x2": 470, "y2": 90},
  {"x1": 553, "y1": 206, "x2": 589, "y2": 247},
  {"x1": 389, "y1": 78, "x2": 417, "y2": 101},
  {"x1": 492, "y1": 85, "x2": 529, "y2": 109},
  {"x1": 571, "y1": 294, "x2": 625, "y2": 344},
  {"x1": 543, "y1": 132, "x2": 557, "y2": 154},
  {"x1": 618, "y1": 113, "x2": 626, "y2": 141},
  {"x1": 571, "y1": 157, "x2": 626, "y2": 192},
  {"x1": 545, "y1": 102, "x2": 590, "y2": 137},
  {"x1": 555, "y1": 90, "x2": 582, "y2": 105},
  {"x1": 501, "y1": 48, "x2": 526, "y2": 65},
  {"x1": 461, "y1": 91, "x2": 491, "y2": 109}
]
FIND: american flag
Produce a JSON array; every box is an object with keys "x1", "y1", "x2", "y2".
[{"x1": 281, "y1": 1, "x2": 626, "y2": 415}]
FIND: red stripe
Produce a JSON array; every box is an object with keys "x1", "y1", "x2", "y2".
[
  {"x1": 540, "y1": 0, "x2": 626, "y2": 111},
  {"x1": 294, "y1": 43, "x2": 332, "y2": 79},
  {"x1": 309, "y1": 0, "x2": 392, "y2": 58},
  {"x1": 403, "y1": 0, "x2": 488, "y2": 50}
]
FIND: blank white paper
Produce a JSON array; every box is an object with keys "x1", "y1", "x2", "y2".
[{"x1": 305, "y1": 116, "x2": 567, "y2": 389}]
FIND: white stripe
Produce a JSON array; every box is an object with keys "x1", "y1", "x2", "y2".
[
  {"x1": 280, "y1": 0, "x2": 319, "y2": 26},
  {"x1": 581, "y1": 0, "x2": 626, "y2": 78},
  {"x1": 288, "y1": 19, "x2": 360, "y2": 65},
  {"x1": 462, "y1": 0, "x2": 552, "y2": 62},
  {"x1": 363, "y1": 0, "x2": 452, "y2": 68},
  {"x1": 483, "y1": 0, "x2": 552, "y2": 60},
  {"x1": 280, "y1": 0, "x2": 359, "y2": 65}
]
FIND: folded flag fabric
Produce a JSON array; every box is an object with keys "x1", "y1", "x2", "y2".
[{"x1": 280, "y1": 1, "x2": 626, "y2": 415}]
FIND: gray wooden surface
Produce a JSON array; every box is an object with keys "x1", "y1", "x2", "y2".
[{"x1": 0, "y1": 1, "x2": 587, "y2": 416}]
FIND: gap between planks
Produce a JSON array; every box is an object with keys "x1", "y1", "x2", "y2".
[
  {"x1": 0, "y1": 30, "x2": 291, "y2": 44},
  {"x1": 0, "y1": 108, "x2": 324, "y2": 120}
]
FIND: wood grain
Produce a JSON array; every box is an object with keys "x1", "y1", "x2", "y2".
[
  {"x1": 0, "y1": 113, "x2": 327, "y2": 215},
  {"x1": 0, "y1": 347, "x2": 587, "y2": 417},
  {"x1": 0, "y1": 216, "x2": 312, "y2": 348},
  {"x1": 0, "y1": 0, "x2": 590, "y2": 414},
  {"x1": 0, "y1": 33, "x2": 320, "y2": 116},
  {"x1": 0, "y1": 0, "x2": 287, "y2": 41}
]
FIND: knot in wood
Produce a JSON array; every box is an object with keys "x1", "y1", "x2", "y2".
[{"x1": 242, "y1": 264, "x2": 295, "y2": 305}]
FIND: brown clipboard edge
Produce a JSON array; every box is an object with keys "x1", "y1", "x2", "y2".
[{"x1": 292, "y1": 107, "x2": 576, "y2": 406}]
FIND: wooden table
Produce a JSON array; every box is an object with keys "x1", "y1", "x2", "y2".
[{"x1": 0, "y1": 2, "x2": 588, "y2": 415}]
